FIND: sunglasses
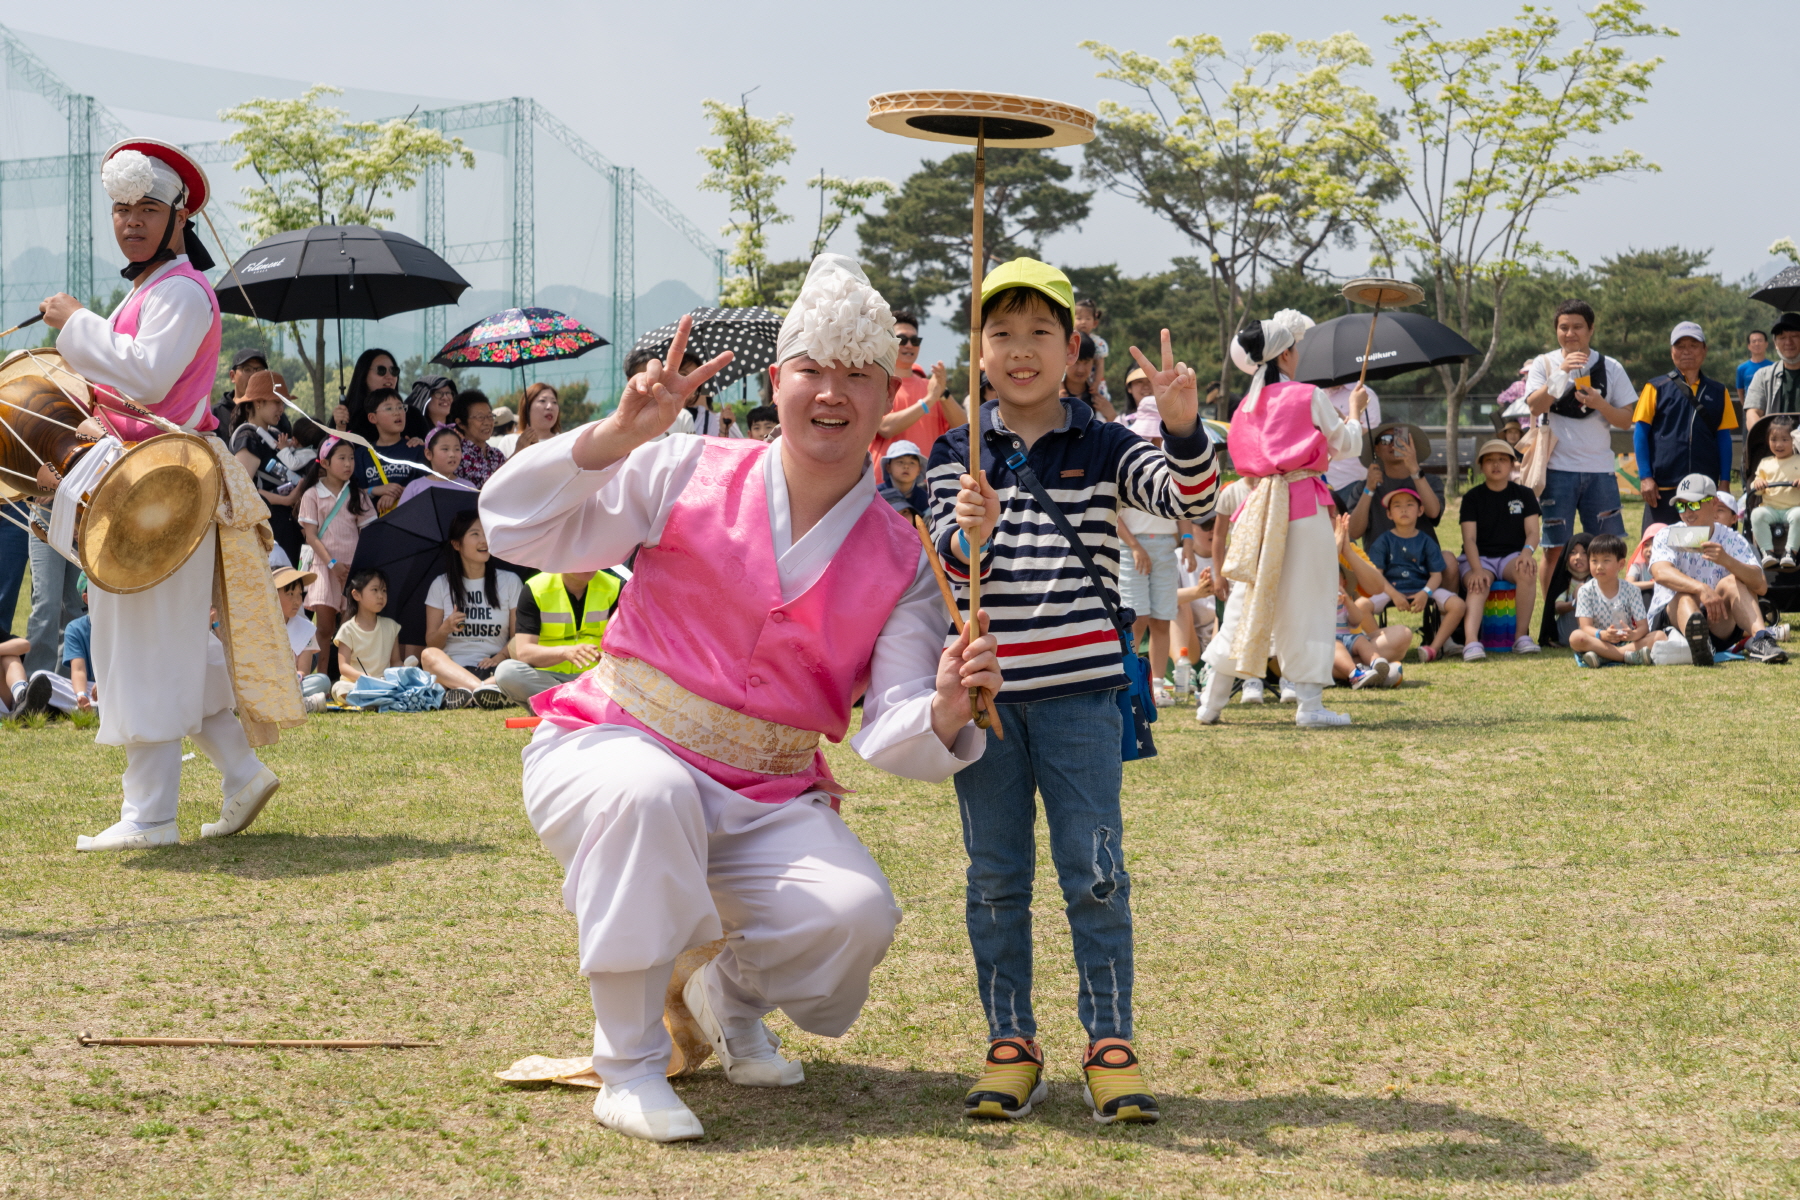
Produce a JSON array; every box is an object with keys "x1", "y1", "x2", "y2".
[
  {"x1": 896, "y1": 335, "x2": 923, "y2": 347},
  {"x1": 1674, "y1": 499, "x2": 1708, "y2": 512},
  {"x1": 371, "y1": 364, "x2": 398, "y2": 377}
]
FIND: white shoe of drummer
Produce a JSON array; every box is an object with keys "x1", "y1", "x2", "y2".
[
  {"x1": 201, "y1": 765, "x2": 281, "y2": 839},
  {"x1": 592, "y1": 1076, "x2": 704, "y2": 1143},
  {"x1": 1239, "y1": 678, "x2": 1265, "y2": 705},
  {"x1": 76, "y1": 820, "x2": 180, "y2": 852},
  {"x1": 682, "y1": 960, "x2": 804, "y2": 1087},
  {"x1": 1277, "y1": 677, "x2": 1298, "y2": 704},
  {"x1": 1293, "y1": 682, "x2": 1352, "y2": 728}
]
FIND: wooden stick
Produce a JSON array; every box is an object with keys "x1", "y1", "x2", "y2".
[
  {"x1": 908, "y1": 513, "x2": 1003, "y2": 739},
  {"x1": 78, "y1": 1033, "x2": 437, "y2": 1049},
  {"x1": 1355, "y1": 301, "x2": 1384, "y2": 390},
  {"x1": 966, "y1": 124, "x2": 987, "y2": 722},
  {"x1": 0, "y1": 313, "x2": 44, "y2": 340}
]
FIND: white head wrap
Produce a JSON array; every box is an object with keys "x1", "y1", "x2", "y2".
[
  {"x1": 775, "y1": 253, "x2": 899, "y2": 376},
  {"x1": 102, "y1": 149, "x2": 186, "y2": 208},
  {"x1": 1232, "y1": 308, "x2": 1315, "y2": 412}
]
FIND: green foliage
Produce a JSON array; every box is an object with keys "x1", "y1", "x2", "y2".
[
  {"x1": 221, "y1": 86, "x2": 475, "y2": 415},
  {"x1": 1080, "y1": 32, "x2": 1398, "y2": 387},
  {"x1": 1348, "y1": 2, "x2": 1675, "y2": 476},
  {"x1": 806, "y1": 172, "x2": 896, "y2": 264},
  {"x1": 858, "y1": 148, "x2": 1091, "y2": 322},
  {"x1": 698, "y1": 97, "x2": 796, "y2": 308}
]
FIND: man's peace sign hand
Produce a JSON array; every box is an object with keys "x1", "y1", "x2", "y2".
[
  {"x1": 572, "y1": 314, "x2": 733, "y2": 469},
  {"x1": 1127, "y1": 329, "x2": 1198, "y2": 437}
]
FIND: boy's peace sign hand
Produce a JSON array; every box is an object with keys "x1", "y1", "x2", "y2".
[
  {"x1": 1127, "y1": 329, "x2": 1198, "y2": 437},
  {"x1": 573, "y1": 314, "x2": 733, "y2": 469}
]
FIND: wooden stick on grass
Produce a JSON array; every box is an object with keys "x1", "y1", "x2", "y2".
[{"x1": 79, "y1": 1033, "x2": 437, "y2": 1050}]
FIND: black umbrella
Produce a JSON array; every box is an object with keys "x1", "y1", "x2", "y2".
[
  {"x1": 1751, "y1": 265, "x2": 1800, "y2": 312},
  {"x1": 347, "y1": 484, "x2": 539, "y2": 647},
  {"x1": 629, "y1": 306, "x2": 784, "y2": 392},
  {"x1": 215, "y1": 224, "x2": 470, "y2": 321},
  {"x1": 1294, "y1": 311, "x2": 1478, "y2": 388}
]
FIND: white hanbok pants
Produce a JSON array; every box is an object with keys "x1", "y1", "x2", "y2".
[
  {"x1": 522, "y1": 723, "x2": 902, "y2": 1084},
  {"x1": 116, "y1": 632, "x2": 262, "y2": 827},
  {"x1": 1203, "y1": 510, "x2": 1339, "y2": 687}
]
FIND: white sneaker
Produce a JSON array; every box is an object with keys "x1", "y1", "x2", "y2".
[
  {"x1": 1763, "y1": 553, "x2": 1780, "y2": 568},
  {"x1": 1296, "y1": 707, "x2": 1353, "y2": 728},
  {"x1": 76, "y1": 820, "x2": 180, "y2": 852},
  {"x1": 200, "y1": 766, "x2": 280, "y2": 839},
  {"x1": 682, "y1": 962, "x2": 804, "y2": 1087},
  {"x1": 1278, "y1": 678, "x2": 1298, "y2": 704},
  {"x1": 1239, "y1": 679, "x2": 1265, "y2": 705},
  {"x1": 1196, "y1": 706, "x2": 1223, "y2": 725},
  {"x1": 592, "y1": 1081, "x2": 704, "y2": 1143},
  {"x1": 1463, "y1": 643, "x2": 1486, "y2": 662},
  {"x1": 1513, "y1": 635, "x2": 1541, "y2": 654},
  {"x1": 302, "y1": 692, "x2": 328, "y2": 714}
]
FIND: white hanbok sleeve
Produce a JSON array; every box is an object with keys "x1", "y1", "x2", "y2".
[
  {"x1": 849, "y1": 558, "x2": 985, "y2": 782},
  {"x1": 1313, "y1": 388, "x2": 1365, "y2": 462},
  {"x1": 56, "y1": 273, "x2": 211, "y2": 403},
  {"x1": 479, "y1": 434, "x2": 706, "y2": 573}
]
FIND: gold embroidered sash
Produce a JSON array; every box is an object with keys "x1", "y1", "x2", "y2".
[{"x1": 595, "y1": 654, "x2": 821, "y2": 776}]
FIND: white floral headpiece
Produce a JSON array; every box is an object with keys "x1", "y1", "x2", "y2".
[
  {"x1": 102, "y1": 149, "x2": 184, "y2": 208},
  {"x1": 776, "y1": 253, "x2": 899, "y2": 375}
]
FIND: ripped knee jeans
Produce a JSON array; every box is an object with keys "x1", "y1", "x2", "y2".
[
  {"x1": 1539, "y1": 468, "x2": 1627, "y2": 547},
  {"x1": 953, "y1": 687, "x2": 1134, "y2": 1042}
]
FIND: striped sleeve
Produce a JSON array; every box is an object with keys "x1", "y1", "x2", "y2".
[
  {"x1": 1116, "y1": 422, "x2": 1219, "y2": 522},
  {"x1": 925, "y1": 429, "x2": 990, "y2": 582}
]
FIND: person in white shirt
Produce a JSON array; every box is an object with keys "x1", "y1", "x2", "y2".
[{"x1": 1523, "y1": 299, "x2": 1636, "y2": 580}]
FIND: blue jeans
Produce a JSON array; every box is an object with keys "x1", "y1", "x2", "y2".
[
  {"x1": 953, "y1": 687, "x2": 1133, "y2": 1042},
  {"x1": 25, "y1": 508, "x2": 84, "y2": 676},
  {"x1": 0, "y1": 502, "x2": 27, "y2": 636},
  {"x1": 1539, "y1": 469, "x2": 1625, "y2": 548}
]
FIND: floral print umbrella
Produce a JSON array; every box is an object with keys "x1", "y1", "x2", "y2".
[{"x1": 431, "y1": 307, "x2": 607, "y2": 368}]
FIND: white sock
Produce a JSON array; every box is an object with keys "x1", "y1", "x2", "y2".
[
  {"x1": 193, "y1": 709, "x2": 263, "y2": 797},
  {"x1": 1198, "y1": 663, "x2": 1233, "y2": 715},
  {"x1": 723, "y1": 1025, "x2": 777, "y2": 1062},
  {"x1": 1293, "y1": 682, "x2": 1326, "y2": 713},
  {"x1": 588, "y1": 963, "x2": 676, "y2": 1086}
]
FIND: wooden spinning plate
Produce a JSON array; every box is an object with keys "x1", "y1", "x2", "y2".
[
  {"x1": 1342, "y1": 277, "x2": 1426, "y2": 308},
  {"x1": 868, "y1": 90, "x2": 1095, "y2": 147}
]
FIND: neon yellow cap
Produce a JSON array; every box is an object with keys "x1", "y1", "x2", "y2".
[{"x1": 979, "y1": 257, "x2": 1073, "y2": 313}]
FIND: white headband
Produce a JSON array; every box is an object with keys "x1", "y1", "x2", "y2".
[
  {"x1": 775, "y1": 253, "x2": 899, "y2": 376},
  {"x1": 102, "y1": 149, "x2": 185, "y2": 209},
  {"x1": 1233, "y1": 309, "x2": 1315, "y2": 412}
]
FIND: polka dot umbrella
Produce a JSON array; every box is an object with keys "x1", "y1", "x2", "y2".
[
  {"x1": 629, "y1": 306, "x2": 786, "y2": 392},
  {"x1": 431, "y1": 307, "x2": 607, "y2": 368}
]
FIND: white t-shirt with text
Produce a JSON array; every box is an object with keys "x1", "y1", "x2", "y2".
[{"x1": 424, "y1": 570, "x2": 524, "y2": 668}]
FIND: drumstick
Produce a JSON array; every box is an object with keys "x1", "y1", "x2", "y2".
[
  {"x1": 0, "y1": 314, "x2": 44, "y2": 340},
  {"x1": 908, "y1": 512, "x2": 1003, "y2": 739}
]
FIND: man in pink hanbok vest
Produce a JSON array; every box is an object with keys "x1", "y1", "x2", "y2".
[
  {"x1": 1198, "y1": 311, "x2": 1369, "y2": 727},
  {"x1": 40, "y1": 140, "x2": 279, "y2": 852},
  {"x1": 481, "y1": 254, "x2": 1002, "y2": 1144}
]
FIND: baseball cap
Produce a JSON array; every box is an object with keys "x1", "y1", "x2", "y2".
[
  {"x1": 1475, "y1": 438, "x2": 1517, "y2": 462},
  {"x1": 490, "y1": 406, "x2": 515, "y2": 425},
  {"x1": 1125, "y1": 366, "x2": 1148, "y2": 385},
  {"x1": 979, "y1": 257, "x2": 1073, "y2": 313},
  {"x1": 1381, "y1": 487, "x2": 1423, "y2": 508},
  {"x1": 1716, "y1": 489, "x2": 1739, "y2": 515},
  {"x1": 1670, "y1": 321, "x2": 1706, "y2": 345},
  {"x1": 880, "y1": 439, "x2": 924, "y2": 462},
  {"x1": 1772, "y1": 312, "x2": 1800, "y2": 336},
  {"x1": 1673, "y1": 472, "x2": 1717, "y2": 502},
  {"x1": 232, "y1": 347, "x2": 269, "y2": 370}
]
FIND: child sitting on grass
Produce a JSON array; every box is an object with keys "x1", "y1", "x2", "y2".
[
  {"x1": 0, "y1": 633, "x2": 25, "y2": 715},
  {"x1": 274, "y1": 566, "x2": 328, "y2": 710},
  {"x1": 1334, "y1": 584, "x2": 1401, "y2": 688},
  {"x1": 1538, "y1": 532, "x2": 1593, "y2": 647},
  {"x1": 1570, "y1": 533, "x2": 1660, "y2": 666},
  {"x1": 333, "y1": 568, "x2": 402, "y2": 702},
  {"x1": 1366, "y1": 488, "x2": 1466, "y2": 663}
]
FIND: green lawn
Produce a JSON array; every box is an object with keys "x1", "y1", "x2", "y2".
[{"x1": 5, "y1": 625, "x2": 1800, "y2": 1198}]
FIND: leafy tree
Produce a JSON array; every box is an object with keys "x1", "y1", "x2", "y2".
[
  {"x1": 1349, "y1": 2, "x2": 1674, "y2": 488},
  {"x1": 1080, "y1": 32, "x2": 1397, "y2": 391},
  {"x1": 222, "y1": 86, "x2": 474, "y2": 417},
  {"x1": 698, "y1": 97, "x2": 796, "y2": 307},
  {"x1": 806, "y1": 172, "x2": 896, "y2": 261},
  {"x1": 857, "y1": 148, "x2": 1091, "y2": 322}
]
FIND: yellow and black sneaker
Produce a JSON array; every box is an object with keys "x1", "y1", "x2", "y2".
[
  {"x1": 1082, "y1": 1038, "x2": 1159, "y2": 1124},
  {"x1": 964, "y1": 1037, "x2": 1048, "y2": 1120}
]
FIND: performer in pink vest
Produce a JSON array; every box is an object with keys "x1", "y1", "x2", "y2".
[
  {"x1": 1198, "y1": 311, "x2": 1368, "y2": 727},
  {"x1": 482, "y1": 254, "x2": 1001, "y2": 1144},
  {"x1": 39, "y1": 140, "x2": 279, "y2": 851}
]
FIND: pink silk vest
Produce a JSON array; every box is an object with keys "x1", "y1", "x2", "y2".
[
  {"x1": 533, "y1": 438, "x2": 923, "y2": 803},
  {"x1": 1226, "y1": 379, "x2": 1332, "y2": 522},
  {"x1": 101, "y1": 259, "x2": 222, "y2": 443}
]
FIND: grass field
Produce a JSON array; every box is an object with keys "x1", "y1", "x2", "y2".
[{"x1": 6, "y1": 629, "x2": 1800, "y2": 1199}]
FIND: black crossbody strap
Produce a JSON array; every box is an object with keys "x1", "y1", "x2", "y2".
[{"x1": 1004, "y1": 448, "x2": 1128, "y2": 633}]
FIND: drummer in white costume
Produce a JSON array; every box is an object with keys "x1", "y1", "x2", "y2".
[
  {"x1": 481, "y1": 255, "x2": 1002, "y2": 1143},
  {"x1": 40, "y1": 140, "x2": 279, "y2": 852}
]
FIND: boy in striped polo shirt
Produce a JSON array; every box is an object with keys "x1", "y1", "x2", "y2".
[{"x1": 928, "y1": 258, "x2": 1218, "y2": 1125}]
